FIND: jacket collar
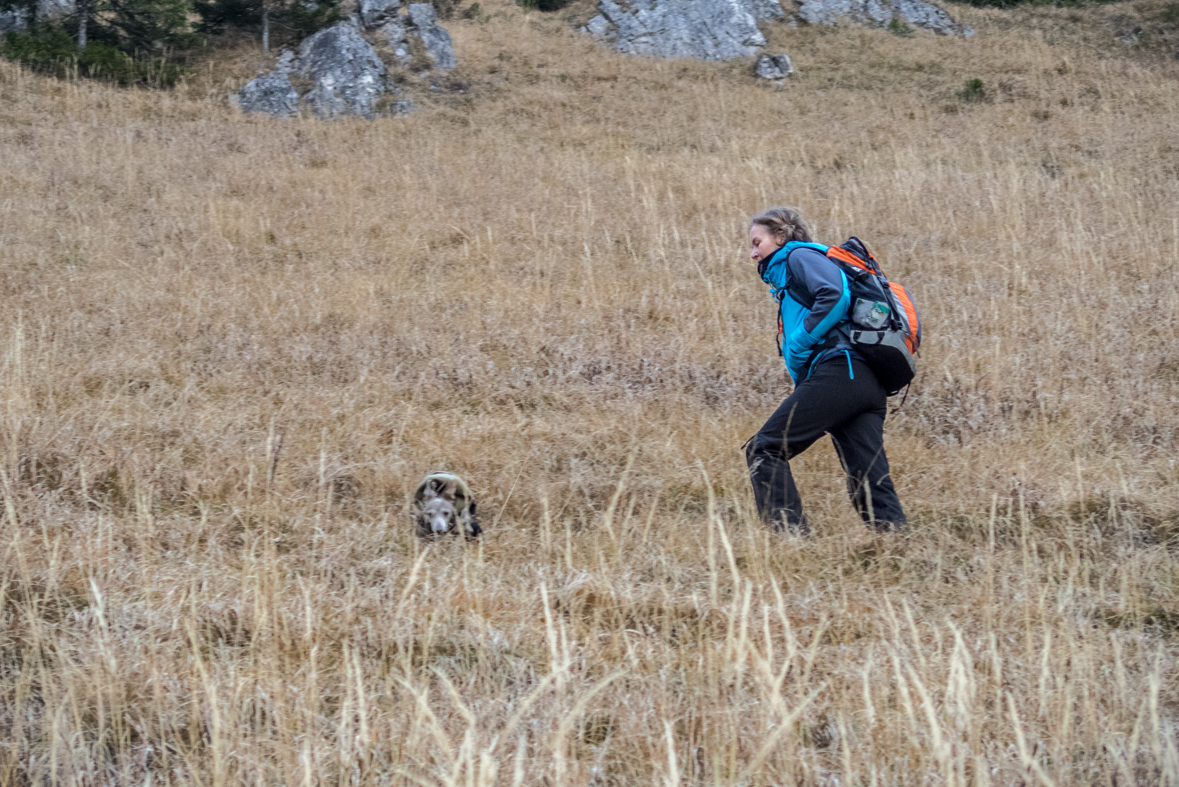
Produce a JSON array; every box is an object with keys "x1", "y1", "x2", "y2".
[
  {"x1": 759, "y1": 241, "x2": 830, "y2": 284},
  {"x1": 758, "y1": 244, "x2": 783, "y2": 284},
  {"x1": 759, "y1": 241, "x2": 798, "y2": 284}
]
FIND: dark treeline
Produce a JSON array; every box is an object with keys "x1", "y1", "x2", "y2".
[{"x1": 0, "y1": 0, "x2": 343, "y2": 84}]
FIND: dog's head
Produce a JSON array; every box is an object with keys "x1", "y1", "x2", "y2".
[
  {"x1": 419, "y1": 484, "x2": 457, "y2": 535},
  {"x1": 414, "y1": 472, "x2": 481, "y2": 539}
]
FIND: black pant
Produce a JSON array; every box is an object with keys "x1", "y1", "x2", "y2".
[{"x1": 745, "y1": 355, "x2": 906, "y2": 534}]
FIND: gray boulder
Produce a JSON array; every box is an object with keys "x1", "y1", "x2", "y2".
[
  {"x1": 0, "y1": 7, "x2": 27, "y2": 33},
  {"x1": 379, "y1": 17, "x2": 413, "y2": 64},
  {"x1": 297, "y1": 21, "x2": 389, "y2": 118},
  {"x1": 359, "y1": 0, "x2": 399, "y2": 27},
  {"x1": 586, "y1": 0, "x2": 765, "y2": 61},
  {"x1": 751, "y1": 0, "x2": 784, "y2": 20},
  {"x1": 371, "y1": 4, "x2": 456, "y2": 70},
  {"x1": 275, "y1": 48, "x2": 297, "y2": 73},
  {"x1": 406, "y1": 4, "x2": 457, "y2": 71},
  {"x1": 793, "y1": 0, "x2": 972, "y2": 36},
  {"x1": 2, "y1": 0, "x2": 74, "y2": 31},
  {"x1": 238, "y1": 70, "x2": 300, "y2": 117},
  {"x1": 891, "y1": 0, "x2": 971, "y2": 35},
  {"x1": 755, "y1": 53, "x2": 792, "y2": 79},
  {"x1": 37, "y1": 0, "x2": 74, "y2": 19}
]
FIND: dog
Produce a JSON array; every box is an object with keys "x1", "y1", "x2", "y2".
[{"x1": 413, "y1": 471, "x2": 481, "y2": 539}]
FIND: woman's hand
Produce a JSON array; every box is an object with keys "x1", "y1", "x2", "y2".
[{"x1": 785, "y1": 328, "x2": 818, "y2": 383}]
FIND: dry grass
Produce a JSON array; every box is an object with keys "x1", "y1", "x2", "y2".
[{"x1": 2, "y1": 1, "x2": 1179, "y2": 783}]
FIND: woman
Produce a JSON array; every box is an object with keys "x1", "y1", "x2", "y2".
[{"x1": 744, "y1": 207, "x2": 907, "y2": 534}]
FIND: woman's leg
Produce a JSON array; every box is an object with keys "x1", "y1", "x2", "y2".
[
  {"x1": 745, "y1": 390, "x2": 820, "y2": 532},
  {"x1": 745, "y1": 359, "x2": 880, "y2": 532},
  {"x1": 828, "y1": 360, "x2": 907, "y2": 531},
  {"x1": 830, "y1": 411, "x2": 907, "y2": 531}
]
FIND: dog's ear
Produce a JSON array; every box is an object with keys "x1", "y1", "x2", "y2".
[
  {"x1": 441, "y1": 484, "x2": 456, "y2": 502},
  {"x1": 422, "y1": 486, "x2": 438, "y2": 500}
]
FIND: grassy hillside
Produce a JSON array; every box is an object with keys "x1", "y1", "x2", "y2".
[{"x1": 1, "y1": 1, "x2": 1178, "y2": 783}]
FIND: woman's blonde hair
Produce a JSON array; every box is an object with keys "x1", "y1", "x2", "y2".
[{"x1": 750, "y1": 207, "x2": 812, "y2": 244}]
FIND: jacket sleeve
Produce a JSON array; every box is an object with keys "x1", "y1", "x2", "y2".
[{"x1": 783, "y1": 248, "x2": 851, "y2": 381}]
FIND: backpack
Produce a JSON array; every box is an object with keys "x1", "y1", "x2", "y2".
[{"x1": 823, "y1": 237, "x2": 922, "y2": 395}]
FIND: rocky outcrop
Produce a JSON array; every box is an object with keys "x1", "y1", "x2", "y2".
[
  {"x1": 377, "y1": 16, "x2": 413, "y2": 64},
  {"x1": 750, "y1": 0, "x2": 784, "y2": 21},
  {"x1": 360, "y1": 1, "x2": 456, "y2": 71},
  {"x1": 0, "y1": 8, "x2": 26, "y2": 33},
  {"x1": 581, "y1": 0, "x2": 970, "y2": 60},
  {"x1": 755, "y1": 53, "x2": 792, "y2": 80},
  {"x1": 793, "y1": 0, "x2": 973, "y2": 37},
  {"x1": 359, "y1": 0, "x2": 400, "y2": 27},
  {"x1": 585, "y1": 0, "x2": 765, "y2": 61},
  {"x1": 2, "y1": 0, "x2": 76, "y2": 32},
  {"x1": 233, "y1": 10, "x2": 460, "y2": 119},
  {"x1": 406, "y1": 4, "x2": 456, "y2": 71},
  {"x1": 37, "y1": 0, "x2": 74, "y2": 19},
  {"x1": 297, "y1": 21, "x2": 389, "y2": 118},
  {"x1": 236, "y1": 21, "x2": 400, "y2": 119},
  {"x1": 237, "y1": 70, "x2": 300, "y2": 118}
]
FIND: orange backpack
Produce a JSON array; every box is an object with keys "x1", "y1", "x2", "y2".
[{"x1": 826, "y1": 238, "x2": 922, "y2": 395}]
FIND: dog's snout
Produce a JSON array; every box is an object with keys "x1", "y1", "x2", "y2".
[{"x1": 431, "y1": 517, "x2": 450, "y2": 533}]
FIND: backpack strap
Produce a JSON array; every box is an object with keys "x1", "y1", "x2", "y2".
[{"x1": 834, "y1": 236, "x2": 910, "y2": 335}]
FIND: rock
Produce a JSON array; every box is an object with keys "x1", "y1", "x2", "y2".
[
  {"x1": 238, "y1": 70, "x2": 300, "y2": 117},
  {"x1": 755, "y1": 53, "x2": 792, "y2": 79},
  {"x1": 373, "y1": 4, "x2": 456, "y2": 70},
  {"x1": 2, "y1": 0, "x2": 73, "y2": 31},
  {"x1": 297, "y1": 21, "x2": 389, "y2": 118},
  {"x1": 231, "y1": 13, "x2": 451, "y2": 119},
  {"x1": 360, "y1": 0, "x2": 400, "y2": 28},
  {"x1": 586, "y1": 0, "x2": 765, "y2": 61},
  {"x1": 890, "y1": 0, "x2": 972, "y2": 36},
  {"x1": 1116, "y1": 26, "x2": 1142, "y2": 46},
  {"x1": 276, "y1": 49, "x2": 297, "y2": 73},
  {"x1": 380, "y1": 17, "x2": 413, "y2": 64},
  {"x1": 36, "y1": 0, "x2": 75, "y2": 20},
  {"x1": 0, "y1": 7, "x2": 27, "y2": 33},
  {"x1": 584, "y1": 15, "x2": 610, "y2": 37},
  {"x1": 751, "y1": 0, "x2": 784, "y2": 21},
  {"x1": 406, "y1": 4, "x2": 457, "y2": 71},
  {"x1": 793, "y1": 0, "x2": 972, "y2": 37}
]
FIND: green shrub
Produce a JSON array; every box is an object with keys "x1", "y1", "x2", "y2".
[
  {"x1": 105, "y1": 0, "x2": 196, "y2": 51},
  {"x1": 2, "y1": 26, "x2": 77, "y2": 70},
  {"x1": 194, "y1": 0, "x2": 343, "y2": 45},
  {"x1": 516, "y1": 0, "x2": 571, "y2": 12},
  {"x1": 285, "y1": 0, "x2": 343, "y2": 38},
  {"x1": 2, "y1": 27, "x2": 186, "y2": 85},
  {"x1": 958, "y1": 78, "x2": 987, "y2": 102},
  {"x1": 193, "y1": 0, "x2": 261, "y2": 34}
]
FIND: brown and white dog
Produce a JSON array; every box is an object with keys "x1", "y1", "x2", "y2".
[{"x1": 413, "y1": 472, "x2": 481, "y2": 539}]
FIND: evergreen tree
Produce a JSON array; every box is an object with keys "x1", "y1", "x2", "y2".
[
  {"x1": 193, "y1": 0, "x2": 340, "y2": 50},
  {"x1": 105, "y1": 0, "x2": 191, "y2": 51}
]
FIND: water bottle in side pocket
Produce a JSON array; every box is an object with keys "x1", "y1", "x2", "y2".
[{"x1": 852, "y1": 298, "x2": 891, "y2": 330}]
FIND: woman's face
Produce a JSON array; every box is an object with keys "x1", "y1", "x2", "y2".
[{"x1": 749, "y1": 224, "x2": 783, "y2": 265}]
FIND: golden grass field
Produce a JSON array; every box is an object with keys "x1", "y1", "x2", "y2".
[{"x1": 2, "y1": 0, "x2": 1179, "y2": 782}]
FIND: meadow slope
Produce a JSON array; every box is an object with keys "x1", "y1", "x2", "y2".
[{"x1": 2, "y1": 1, "x2": 1179, "y2": 783}]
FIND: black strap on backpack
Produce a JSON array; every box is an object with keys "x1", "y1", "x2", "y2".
[{"x1": 839, "y1": 236, "x2": 907, "y2": 335}]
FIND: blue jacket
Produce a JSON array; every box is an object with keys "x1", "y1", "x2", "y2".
[{"x1": 760, "y1": 241, "x2": 853, "y2": 383}]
